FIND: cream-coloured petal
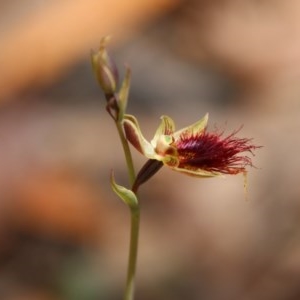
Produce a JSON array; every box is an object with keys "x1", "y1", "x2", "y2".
[
  {"x1": 154, "y1": 135, "x2": 176, "y2": 156},
  {"x1": 173, "y1": 113, "x2": 209, "y2": 141},
  {"x1": 123, "y1": 114, "x2": 156, "y2": 158},
  {"x1": 151, "y1": 115, "x2": 175, "y2": 147},
  {"x1": 170, "y1": 166, "x2": 222, "y2": 178}
]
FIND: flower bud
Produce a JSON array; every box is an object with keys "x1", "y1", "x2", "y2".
[{"x1": 91, "y1": 36, "x2": 119, "y2": 95}]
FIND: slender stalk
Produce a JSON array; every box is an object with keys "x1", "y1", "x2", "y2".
[
  {"x1": 115, "y1": 119, "x2": 139, "y2": 300},
  {"x1": 124, "y1": 206, "x2": 140, "y2": 300},
  {"x1": 116, "y1": 120, "x2": 136, "y2": 186},
  {"x1": 95, "y1": 44, "x2": 140, "y2": 300}
]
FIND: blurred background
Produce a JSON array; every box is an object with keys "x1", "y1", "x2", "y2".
[{"x1": 0, "y1": 0, "x2": 300, "y2": 299}]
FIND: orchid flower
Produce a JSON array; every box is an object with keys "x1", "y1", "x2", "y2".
[{"x1": 123, "y1": 113, "x2": 259, "y2": 178}]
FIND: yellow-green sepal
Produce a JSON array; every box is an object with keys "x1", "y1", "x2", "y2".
[
  {"x1": 118, "y1": 66, "x2": 131, "y2": 121},
  {"x1": 110, "y1": 171, "x2": 138, "y2": 209},
  {"x1": 171, "y1": 166, "x2": 221, "y2": 177},
  {"x1": 173, "y1": 113, "x2": 208, "y2": 140}
]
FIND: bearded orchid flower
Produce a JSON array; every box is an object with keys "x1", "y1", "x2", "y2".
[
  {"x1": 91, "y1": 36, "x2": 262, "y2": 300},
  {"x1": 123, "y1": 113, "x2": 259, "y2": 181}
]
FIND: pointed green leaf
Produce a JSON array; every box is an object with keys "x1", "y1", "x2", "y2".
[{"x1": 110, "y1": 171, "x2": 138, "y2": 208}]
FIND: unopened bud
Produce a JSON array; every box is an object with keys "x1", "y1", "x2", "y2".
[{"x1": 91, "y1": 36, "x2": 119, "y2": 95}]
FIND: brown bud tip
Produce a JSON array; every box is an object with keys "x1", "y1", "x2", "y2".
[{"x1": 91, "y1": 36, "x2": 119, "y2": 95}]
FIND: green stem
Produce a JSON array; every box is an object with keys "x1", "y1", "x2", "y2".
[
  {"x1": 115, "y1": 120, "x2": 139, "y2": 300},
  {"x1": 116, "y1": 121, "x2": 136, "y2": 186},
  {"x1": 124, "y1": 206, "x2": 140, "y2": 300}
]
